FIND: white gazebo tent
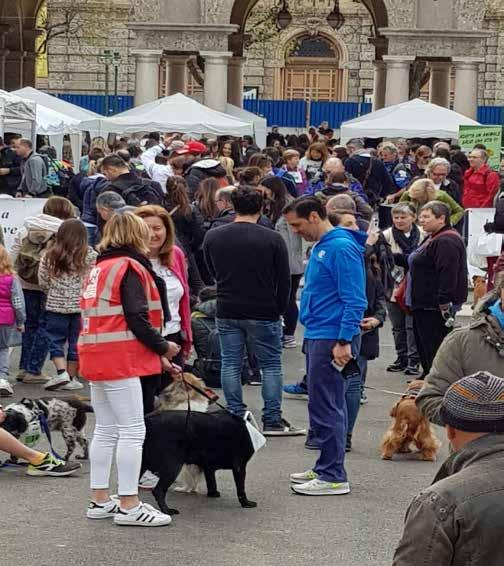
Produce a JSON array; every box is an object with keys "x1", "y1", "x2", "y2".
[
  {"x1": 0, "y1": 90, "x2": 37, "y2": 145},
  {"x1": 80, "y1": 93, "x2": 254, "y2": 137},
  {"x1": 340, "y1": 98, "x2": 480, "y2": 143},
  {"x1": 12, "y1": 87, "x2": 104, "y2": 164},
  {"x1": 226, "y1": 103, "x2": 267, "y2": 148}
]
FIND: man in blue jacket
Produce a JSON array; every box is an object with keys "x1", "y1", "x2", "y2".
[{"x1": 284, "y1": 197, "x2": 367, "y2": 495}]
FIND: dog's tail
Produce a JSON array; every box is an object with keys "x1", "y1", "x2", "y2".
[{"x1": 66, "y1": 396, "x2": 93, "y2": 413}]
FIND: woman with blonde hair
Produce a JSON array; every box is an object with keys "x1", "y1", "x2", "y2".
[
  {"x1": 400, "y1": 178, "x2": 464, "y2": 227},
  {"x1": 79, "y1": 212, "x2": 178, "y2": 527}
]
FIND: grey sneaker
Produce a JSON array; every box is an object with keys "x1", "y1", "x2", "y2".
[
  {"x1": 263, "y1": 418, "x2": 306, "y2": 437},
  {"x1": 291, "y1": 478, "x2": 350, "y2": 496},
  {"x1": 23, "y1": 372, "x2": 50, "y2": 384}
]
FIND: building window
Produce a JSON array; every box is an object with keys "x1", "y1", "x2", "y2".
[{"x1": 282, "y1": 35, "x2": 343, "y2": 101}]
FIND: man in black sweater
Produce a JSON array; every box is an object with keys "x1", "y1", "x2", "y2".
[{"x1": 203, "y1": 187, "x2": 304, "y2": 436}]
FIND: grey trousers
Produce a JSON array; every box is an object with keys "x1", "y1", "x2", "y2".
[
  {"x1": 386, "y1": 301, "x2": 419, "y2": 366},
  {"x1": 0, "y1": 347, "x2": 10, "y2": 378}
]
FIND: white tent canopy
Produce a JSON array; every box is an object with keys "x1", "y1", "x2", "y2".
[
  {"x1": 80, "y1": 93, "x2": 254, "y2": 137},
  {"x1": 0, "y1": 89, "x2": 37, "y2": 144},
  {"x1": 340, "y1": 98, "x2": 480, "y2": 143},
  {"x1": 226, "y1": 103, "x2": 267, "y2": 148}
]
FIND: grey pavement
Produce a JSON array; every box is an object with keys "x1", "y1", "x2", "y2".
[{"x1": 1, "y1": 322, "x2": 448, "y2": 566}]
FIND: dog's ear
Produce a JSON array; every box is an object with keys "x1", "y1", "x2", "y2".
[
  {"x1": 20, "y1": 398, "x2": 34, "y2": 410},
  {"x1": 390, "y1": 401, "x2": 400, "y2": 418}
]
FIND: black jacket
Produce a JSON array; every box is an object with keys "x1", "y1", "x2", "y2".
[
  {"x1": 360, "y1": 260, "x2": 387, "y2": 360},
  {"x1": 97, "y1": 246, "x2": 170, "y2": 355},
  {"x1": 209, "y1": 209, "x2": 274, "y2": 231},
  {"x1": 108, "y1": 172, "x2": 163, "y2": 203},
  {"x1": 410, "y1": 226, "x2": 468, "y2": 311},
  {"x1": 184, "y1": 161, "x2": 227, "y2": 200},
  {"x1": 168, "y1": 203, "x2": 205, "y2": 255},
  {"x1": 0, "y1": 146, "x2": 22, "y2": 196},
  {"x1": 345, "y1": 153, "x2": 395, "y2": 207}
]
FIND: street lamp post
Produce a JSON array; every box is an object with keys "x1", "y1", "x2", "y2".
[
  {"x1": 99, "y1": 50, "x2": 113, "y2": 115},
  {"x1": 112, "y1": 51, "x2": 122, "y2": 114}
]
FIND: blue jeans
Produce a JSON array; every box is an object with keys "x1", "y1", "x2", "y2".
[
  {"x1": 84, "y1": 225, "x2": 98, "y2": 248},
  {"x1": 216, "y1": 318, "x2": 283, "y2": 426},
  {"x1": 20, "y1": 290, "x2": 49, "y2": 375},
  {"x1": 345, "y1": 355, "x2": 368, "y2": 437},
  {"x1": 305, "y1": 335, "x2": 360, "y2": 483},
  {"x1": 46, "y1": 312, "x2": 81, "y2": 361}
]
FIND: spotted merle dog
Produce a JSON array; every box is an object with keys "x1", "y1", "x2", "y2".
[{"x1": 2, "y1": 397, "x2": 93, "y2": 461}]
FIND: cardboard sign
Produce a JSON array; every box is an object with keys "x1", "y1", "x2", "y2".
[
  {"x1": 458, "y1": 125, "x2": 502, "y2": 170},
  {"x1": 0, "y1": 197, "x2": 46, "y2": 252}
]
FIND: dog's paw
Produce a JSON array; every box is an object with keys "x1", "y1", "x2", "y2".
[
  {"x1": 381, "y1": 454, "x2": 393, "y2": 460},
  {"x1": 239, "y1": 498, "x2": 257, "y2": 508},
  {"x1": 207, "y1": 490, "x2": 221, "y2": 498},
  {"x1": 398, "y1": 447, "x2": 412, "y2": 454},
  {"x1": 420, "y1": 454, "x2": 436, "y2": 462}
]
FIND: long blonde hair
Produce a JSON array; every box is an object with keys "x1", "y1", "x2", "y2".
[
  {"x1": 408, "y1": 178, "x2": 436, "y2": 205},
  {"x1": 0, "y1": 245, "x2": 14, "y2": 275},
  {"x1": 97, "y1": 212, "x2": 150, "y2": 255}
]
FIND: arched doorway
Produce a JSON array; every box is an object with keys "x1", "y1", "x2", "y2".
[{"x1": 282, "y1": 35, "x2": 344, "y2": 101}]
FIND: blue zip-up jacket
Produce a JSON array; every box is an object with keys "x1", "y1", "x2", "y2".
[
  {"x1": 300, "y1": 227, "x2": 367, "y2": 341},
  {"x1": 81, "y1": 174, "x2": 109, "y2": 225}
]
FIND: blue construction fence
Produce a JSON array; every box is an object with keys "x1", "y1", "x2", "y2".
[{"x1": 55, "y1": 93, "x2": 504, "y2": 130}]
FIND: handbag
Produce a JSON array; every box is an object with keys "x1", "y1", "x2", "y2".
[
  {"x1": 395, "y1": 277, "x2": 410, "y2": 314},
  {"x1": 475, "y1": 232, "x2": 503, "y2": 257}
]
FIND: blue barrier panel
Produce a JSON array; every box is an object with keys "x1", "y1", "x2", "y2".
[
  {"x1": 477, "y1": 106, "x2": 504, "y2": 125},
  {"x1": 243, "y1": 99, "x2": 307, "y2": 128},
  {"x1": 54, "y1": 93, "x2": 134, "y2": 115},
  {"x1": 310, "y1": 101, "x2": 372, "y2": 129}
]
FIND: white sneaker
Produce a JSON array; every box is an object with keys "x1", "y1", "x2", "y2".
[
  {"x1": 0, "y1": 378, "x2": 13, "y2": 397},
  {"x1": 139, "y1": 470, "x2": 159, "y2": 490},
  {"x1": 114, "y1": 502, "x2": 172, "y2": 527},
  {"x1": 291, "y1": 478, "x2": 350, "y2": 496},
  {"x1": 61, "y1": 378, "x2": 84, "y2": 390},
  {"x1": 289, "y1": 469, "x2": 319, "y2": 484},
  {"x1": 44, "y1": 371, "x2": 71, "y2": 391},
  {"x1": 87, "y1": 495, "x2": 120, "y2": 519}
]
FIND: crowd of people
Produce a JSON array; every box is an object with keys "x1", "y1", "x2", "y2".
[{"x1": 0, "y1": 122, "x2": 503, "y2": 553}]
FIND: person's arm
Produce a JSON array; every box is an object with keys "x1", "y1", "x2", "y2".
[
  {"x1": 274, "y1": 235, "x2": 291, "y2": 315},
  {"x1": 373, "y1": 277, "x2": 387, "y2": 326},
  {"x1": 120, "y1": 267, "x2": 169, "y2": 356},
  {"x1": 330, "y1": 243, "x2": 368, "y2": 341},
  {"x1": 27, "y1": 158, "x2": 45, "y2": 194},
  {"x1": 10, "y1": 275, "x2": 26, "y2": 327},
  {"x1": 440, "y1": 192, "x2": 464, "y2": 227},
  {"x1": 202, "y1": 232, "x2": 216, "y2": 280},
  {"x1": 483, "y1": 171, "x2": 501, "y2": 207},
  {"x1": 392, "y1": 491, "x2": 455, "y2": 566},
  {"x1": 432, "y1": 238, "x2": 464, "y2": 306},
  {"x1": 190, "y1": 205, "x2": 206, "y2": 250},
  {"x1": 140, "y1": 144, "x2": 163, "y2": 173},
  {"x1": 37, "y1": 255, "x2": 50, "y2": 291}
]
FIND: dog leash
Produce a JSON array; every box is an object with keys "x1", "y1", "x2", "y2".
[
  {"x1": 38, "y1": 413, "x2": 64, "y2": 460},
  {"x1": 181, "y1": 375, "x2": 228, "y2": 411},
  {"x1": 363, "y1": 385, "x2": 405, "y2": 397}
]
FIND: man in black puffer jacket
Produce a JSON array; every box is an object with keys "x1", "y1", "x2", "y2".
[{"x1": 184, "y1": 159, "x2": 228, "y2": 200}]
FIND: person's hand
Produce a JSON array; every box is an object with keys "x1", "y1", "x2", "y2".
[
  {"x1": 385, "y1": 194, "x2": 397, "y2": 204},
  {"x1": 163, "y1": 133, "x2": 178, "y2": 147},
  {"x1": 0, "y1": 168, "x2": 9, "y2": 176},
  {"x1": 366, "y1": 227, "x2": 379, "y2": 246},
  {"x1": 165, "y1": 341, "x2": 181, "y2": 360},
  {"x1": 360, "y1": 317, "x2": 380, "y2": 331},
  {"x1": 17, "y1": 325, "x2": 24, "y2": 333},
  {"x1": 332, "y1": 343, "x2": 352, "y2": 368},
  {"x1": 161, "y1": 356, "x2": 183, "y2": 377}
]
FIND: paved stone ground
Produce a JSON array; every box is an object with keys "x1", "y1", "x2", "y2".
[{"x1": 1, "y1": 322, "x2": 448, "y2": 566}]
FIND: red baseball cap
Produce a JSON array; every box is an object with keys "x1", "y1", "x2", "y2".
[{"x1": 175, "y1": 140, "x2": 207, "y2": 155}]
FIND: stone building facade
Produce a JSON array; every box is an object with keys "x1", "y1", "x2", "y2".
[{"x1": 1, "y1": 0, "x2": 503, "y2": 119}]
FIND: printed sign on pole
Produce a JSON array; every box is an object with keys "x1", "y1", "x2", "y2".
[
  {"x1": 458, "y1": 125, "x2": 502, "y2": 170},
  {"x1": 0, "y1": 198, "x2": 46, "y2": 252}
]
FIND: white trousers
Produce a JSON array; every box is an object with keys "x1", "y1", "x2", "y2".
[{"x1": 89, "y1": 378, "x2": 145, "y2": 496}]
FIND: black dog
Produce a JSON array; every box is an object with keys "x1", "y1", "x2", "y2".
[
  {"x1": 142, "y1": 410, "x2": 257, "y2": 515},
  {"x1": 2, "y1": 397, "x2": 93, "y2": 461}
]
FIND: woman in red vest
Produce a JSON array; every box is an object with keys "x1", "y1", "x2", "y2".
[{"x1": 79, "y1": 212, "x2": 179, "y2": 527}]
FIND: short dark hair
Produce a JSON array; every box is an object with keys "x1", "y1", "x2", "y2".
[
  {"x1": 263, "y1": 147, "x2": 281, "y2": 167},
  {"x1": 101, "y1": 154, "x2": 128, "y2": 169},
  {"x1": 243, "y1": 135, "x2": 254, "y2": 145},
  {"x1": 231, "y1": 186, "x2": 263, "y2": 216},
  {"x1": 148, "y1": 132, "x2": 160, "y2": 142},
  {"x1": 421, "y1": 200, "x2": 451, "y2": 224},
  {"x1": 116, "y1": 149, "x2": 131, "y2": 164},
  {"x1": 283, "y1": 196, "x2": 327, "y2": 220}
]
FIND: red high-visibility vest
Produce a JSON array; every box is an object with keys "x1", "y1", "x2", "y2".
[{"x1": 78, "y1": 256, "x2": 163, "y2": 381}]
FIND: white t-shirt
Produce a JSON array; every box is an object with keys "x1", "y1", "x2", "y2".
[{"x1": 151, "y1": 258, "x2": 184, "y2": 336}]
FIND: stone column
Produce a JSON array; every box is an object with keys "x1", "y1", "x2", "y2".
[
  {"x1": 372, "y1": 60, "x2": 386, "y2": 111},
  {"x1": 132, "y1": 50, "x2": 162, "y2": 106},
  {"x1": 200, "y1": 51, "x2": 232, "y2": 112},
  {"x1": 5, "y1": 50, "x2": 25, "y2": 90},
  {"x1": 428, "y1": 62, "x2": 451, "y2": 108},
  {"x1": 167, "y1": 55, "x2": 189, "y2": 95},
  {"x1": 383, "y1": 56, "x2": 415, "y2": 107},
  {"x1": 453, "y1": 58, "x2": 481, "y2": 119},
  {"x1": 0, "y1": 49, "x2": 9, "y2": 90},
  {"x1": 228, "y1": 56, "x2": 245, "y2": 108}
]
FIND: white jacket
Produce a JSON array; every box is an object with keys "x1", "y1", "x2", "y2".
[{"x1": 10, "y1": 213, "x2": 63, "y2": 290}]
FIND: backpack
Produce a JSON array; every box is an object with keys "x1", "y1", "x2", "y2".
[
  {"x1": 193, "y1": 317, "x2": 222, "y2": 387},
  {"x1": 121, "y1": 179, "x2": 165, "y2": 207},
  {"x1": 46, "y1": 157, "x2": 74, "y2": 197},
  {"x1": 15, "y1": 230, "x2": 54, "y2": 285}
]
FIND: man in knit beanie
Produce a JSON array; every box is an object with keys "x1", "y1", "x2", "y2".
[{"x1": 393, "y1": 371, "x2": 504, "y2": 566}]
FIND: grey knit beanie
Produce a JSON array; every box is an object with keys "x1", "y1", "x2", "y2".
[{"x1": 440, "y1": 372, "x2": 504, "y2": 433}]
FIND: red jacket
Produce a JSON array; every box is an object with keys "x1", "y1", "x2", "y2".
[
  {"x1": 78, "y1": 256, "x2": 163, "y2": 381},
  {"x1": 170, "y1": 245, "x2": 192, "y2": 356},
  {"x1": 462, "y1": 164, "x2": 500, "y2": 208}
]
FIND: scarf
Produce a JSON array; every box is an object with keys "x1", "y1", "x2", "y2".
[
  {"x1": 392, "y1": 224, "x2": 420, "y2": 257},
  {"x1": 97, "y1": 245, "x2": 171, "y2": 323}
]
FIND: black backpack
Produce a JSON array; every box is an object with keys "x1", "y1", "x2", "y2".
[
  {"x1": 193, "y1": 317, "x2": 222, "y2": 387},
  {"x1": 122, "y1": 180, "x2": 165, "y2": 207}
]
